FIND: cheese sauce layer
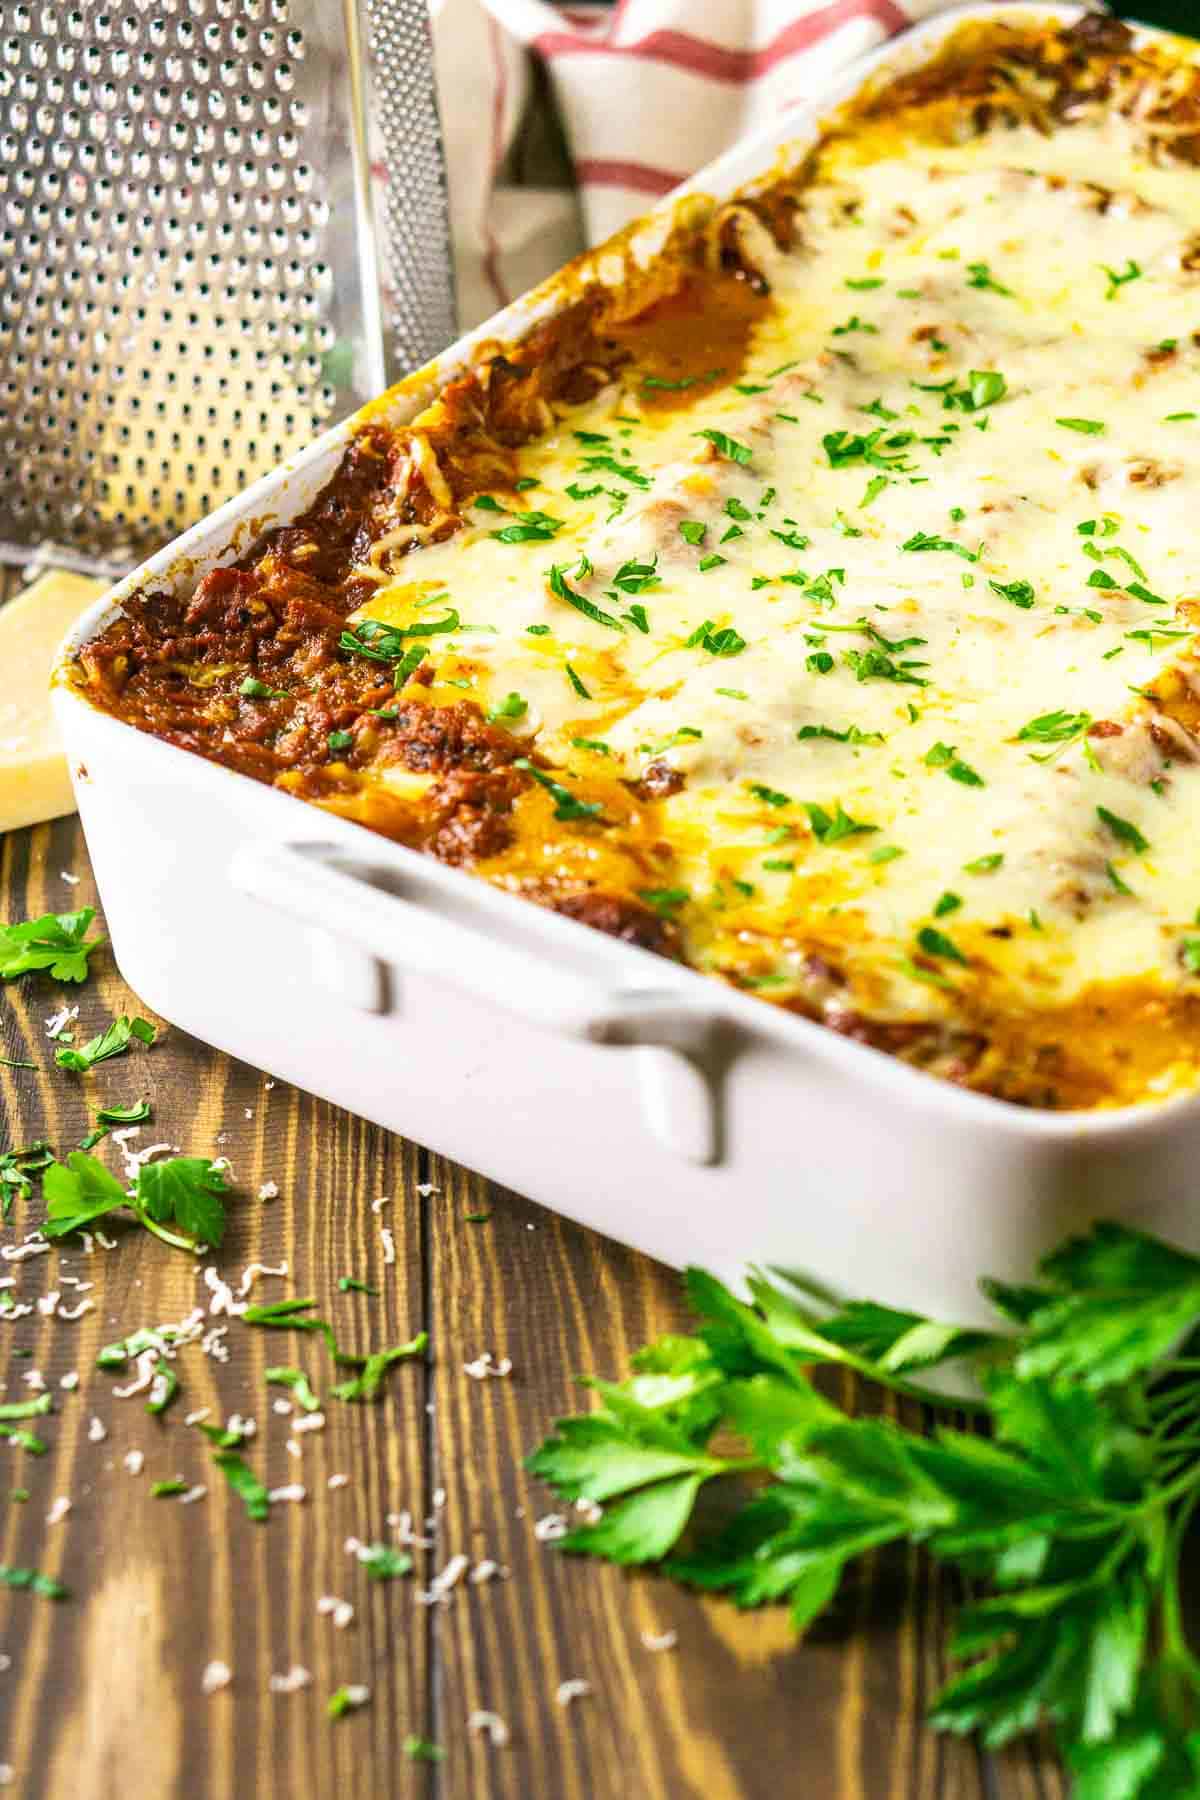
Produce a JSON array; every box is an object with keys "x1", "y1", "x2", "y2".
[
  {"x1": 343, "y1": 125, "x2": 1200, "y2": 1108},
  {"x1": 73, "y1": 21, "x2": 1200, "y2": 1112}
]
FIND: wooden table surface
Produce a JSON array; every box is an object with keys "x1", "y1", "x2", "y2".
[{"x1": 0, "y1": 563, "x2": 1067, "y2": 1798}]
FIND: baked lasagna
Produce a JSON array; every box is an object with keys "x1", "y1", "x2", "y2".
[{"x1": 73, "y1": 15, "x2": 1200, "y2": 1111}]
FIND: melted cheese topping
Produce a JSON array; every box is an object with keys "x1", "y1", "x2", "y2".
[{"x1": 349, "y1": 118, "x2": 1200, "y2": 1106}]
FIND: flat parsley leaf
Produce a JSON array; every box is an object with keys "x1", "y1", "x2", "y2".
[{"x1": 0, "y1": 908, "x2": 106, "y2": 984}]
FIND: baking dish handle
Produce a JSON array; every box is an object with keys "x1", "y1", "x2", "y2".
[{"x1": 229, "y1": 840, "x2": 722, "y2": 1163}]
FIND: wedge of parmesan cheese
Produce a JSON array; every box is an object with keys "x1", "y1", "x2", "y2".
[{"x1": 0, "y1": 571, "x2": 105, "y2": 832}]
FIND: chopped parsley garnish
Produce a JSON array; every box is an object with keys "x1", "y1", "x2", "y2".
[
  {"x1": 266, "y1": 1366, "x2": 322, "y2": 1411},
  {"x1": 0, "y1": 908, "x2": 105, "y2": 985},
  {"x1": 804, "y1": 801, "x2": 878, "y2": 845},
  {"x1": 924, "y1": 743, "x2": 984, "y2": 787},
  {"x1": 239, "y1": 676, "x2": 288, "y2": 699},
  {"x1": 806, "y1": 651, "x2": 834, "y2": 675},
  {"x1": 846, "y1": 648, "x2": 928, "y2": 688},
  {"x1": 327, "y1": 730, "x2": 354, "y2": 753},
  {"x1": 860, "y1": 475, "x2": 888, "y2": 508},
  {"x1": 358, "y1": 1544, "x2": 414, "y2": 1582},
  {"x1": 771, "y1": 529, "x2": 811, "y2": 551},
  {"x1": 80, "y1": 1099, "x2": 153, "y2": 1153},
  {"x1": 571, "y1": 736, "x2": 609, "y2": 755},
  {"x1": 0, "y1": 1394, "x2": 51, "y2": 1423},
  {"x1": 565, "y1": 664, "x2": 591, "y2": 700},
  {"x1": 577, "y1": 452, "x2": 651, "y2": 490},
  {"x1": 151, "y1": 1479, "x2": 189, "y2": 1499},
  {"x1": 964, "y1": 853, "x2": 1003, "y2": 874},
  {"x1": 869, "y1": 845, "x2": 904, "y2": 865},
  {"x1": 625, "y1": 604, "x2": 650, "y2": 634},
  {"x1": 1106, "y1": 862, "x2": 1135, "y2": 897},
  {"x1": 989, "y1": 578, "x2": 1036, "y2": 609},
  {"x1": 612, "y1": 555, "x2": 660, "y2": 594},
  {"x1": 917, "y1": 925, "x2": 968, "y2": 964},
  {"x1": 823, "y1": 428, "x2": 914, "y2": 472},
  {"x1": 685, "y1": 620, "x2": 746, "y2": 658},
  {"x1": 515, "y1": 758, "x2": 604, "y2": 823},
  {"x1": 55, "y1": 1015, "x2": 156, "y2": 1074},
  {"x1": 716, "y1": 687, "x2": 748, "y2": 700},
  {"x1": 0, "y1": 1142, "x2": 51, "y2": 1216},
  {"x1": 403, "y1": 1738, "x2": 446, "y2": 1764},
  {"x1": 831, "y1": 314, "x2": 879, "y2": 336},
  {"x1": 1097, "y1": 806, "x2": 1149, "y2": 855},
  {"x1": 491, "y1": 511, "x2": 564, "y2": 543},
  {"x1": 845, "y1": 276, "x2": 885, "y2": 290},
  {"x1": 0, "y1": 1563, "x2": 68, "y2": 1600},
  {"x1": 330, "y1": 1335, "x2": 427, "y2": 1403},
  {"x1": 1102, "y1": 259, "x2": 1142, "y2": 300},
  {"x1": 486, "y1": 692, "x2": 528, "y2": 725},
  {"x1": 679, "y1": 520, "x2": 707, "y2": 546},
  {"x1": 639, "y1": 888, "x2": 689, "y2": 916},
  {"x1": 933, "y1": 892, "x2": 963, "y2": 918},
  {"x1": 965, "y1": 261, "x2": 1013, "y2": 296},
  {"x1": 747, "y1": 782, "x2": 791, "y2": 809},
  {"x1": 566, "y1": 480, "x2": 604, "y2": 501},
  {"x1": 213, "y1": 1451, "x2": 270, "y2": 1522},
  {"x1": 549, "y1": 563, "x2": 623, "y2": 632},
  {"x1": 641, "y1": 369, "x2": 724, "y2": 391},
  {"x1": 1017, "y1": 710, "x2": 1091, "y2": 746},
  {"x1": 698, "y1": 554, "x2": 726, "y2": 573},
  {"x1": 695, "y1": 429, "x2": 752, "y2": 465},
  {"x1": 796, "y1": 723, "x2": 884, "y2": 746},
  {"x1": 328, "y1": 1687, "x2": 370, "y2": 1720},
  {"x1": 1056, "y1": 417, "x2": 1106, "y2": 435},
  {"x1": 902, "y1": 531, "x2": 978, "y2": 563}
]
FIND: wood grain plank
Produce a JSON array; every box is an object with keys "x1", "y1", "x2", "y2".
[
  {"x1": 422, "y1": 1166, "x2": 1067, "y2": 1800},
  {"x1": 0, "y1": 807, "x2": 431, "y2": 1800}
]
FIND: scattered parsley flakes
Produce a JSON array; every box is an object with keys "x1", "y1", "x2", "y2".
[
  {"x1": 1101, "y1": 259, "x2": 1142, "y2": 300},
  {"x1": 989, "y1": 578, "x2": 1036, "y2": 609},
  {"x1": 266, "y1": 1367, "x2": 321, "y2": 1411},
  {"x1": 548, "y1": 563, "x2": 623, "y2": 633},
  {"x1": 965, "y1": 260, "x2": 1014, "y2": 296},
  {"x1": 1097, "y1": 806, "x2": 1149, "y2": 855},
  {"x1": 695, "y1": 429, "x2": 752, "y2": 465},
  {"x1": 328, "y1": 1686, "x2": 370, "y2": 1720},
  {"x1": 964, "y1": 853, "x2": 1003, "y2": 874},
  {"x1": 0, "y1": 1563, "x2": 68, "y2": 1601},
  {"x1": 1056, "y1": 417, "x2": 1106, "y2": 435},
  {"x1": 804, "y1": 802, "x2": 877, "y2": 845},
  {"x1": 917, "y1": 925, "x2": 968, "y2": 964},
  {"x1": 515, "y1": 758, "x2": 604, "y2": 824},
  {"x1": 213, "y1": 1451, "x2": 270, "y2": 1522},
  {"x1": 403, "y1": 1737, "x2": 445, "y2": 1763},
  {"x1": 330, "y1": 1334, "x2": 428, "y2": 1404},
  {"x1": 486, "y1": 692, "x2": 528, "y2": 726},
  {"x1": 924, "y1": 743, "x2": 984, "y2": 787},
  {"x1": 358, "y1": 1544, "x2": 414, "y2": 1582}
]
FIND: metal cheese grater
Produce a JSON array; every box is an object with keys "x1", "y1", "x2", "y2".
[{"x1": 0, "y1": 0, "x2": 456, "y2": 574}]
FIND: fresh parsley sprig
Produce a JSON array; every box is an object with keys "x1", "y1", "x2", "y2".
[
  {"x1": 529, "y1": 1221, "x2": 1200, "y2": 1792},
  {"x1": 41, "y1": 1151, "x2": 231, "y2": 1253},
  {"x1": 0, "y1": 908, "x2": 106, "y2": 984}
]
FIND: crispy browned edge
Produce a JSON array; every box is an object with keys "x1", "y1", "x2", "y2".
[{"x1": 70, "y1": 15, "x2": 1200, "y2": 1111}]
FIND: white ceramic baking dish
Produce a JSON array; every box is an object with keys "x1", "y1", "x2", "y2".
[{"x1": 52, "y1": 3, "x2": 1200, "y2": 1323}]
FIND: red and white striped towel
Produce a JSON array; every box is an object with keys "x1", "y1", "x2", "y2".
[{"x1": 428, "y1": 0, "x2": 977, "y2": 326}]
